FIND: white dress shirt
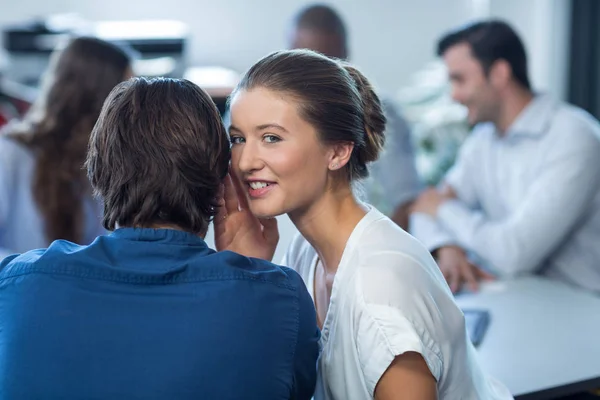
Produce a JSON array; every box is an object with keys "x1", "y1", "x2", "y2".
[
  {"x1": 283, "y1": 206, "x2": 512, "y2": 400},
  {"x1": 411, "y1": 94, "x2": 600, "y2": 292}
]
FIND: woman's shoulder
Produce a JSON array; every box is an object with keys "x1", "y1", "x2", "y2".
[
  {"x1": 0, "y1": 133, "x2": 34, "y2": 167},
  {"x1": 0, "y1": 132, "x2": 26, "y2": 150},
  {"x1": 0, "y1": 134, "x2": 35, "y2": 186},
  {"x1": 353, "y1": 208, "x2": 439, "y2": 275},
  {"x1": 349, "y1": 209, "x2": 460, "y2": 323}
]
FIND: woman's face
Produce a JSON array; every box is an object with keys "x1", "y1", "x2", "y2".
[{"x1": 229, "y1": 88, "x2": 332, "y2": 219}]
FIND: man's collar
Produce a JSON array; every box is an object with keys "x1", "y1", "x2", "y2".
[{"x1": 503, "y1": 93, "x2": 558, "y2": 137}]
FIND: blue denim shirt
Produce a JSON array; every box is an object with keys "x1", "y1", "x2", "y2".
[{"x1": 0, "y1": 228, "x2": 320, "y2": 399}]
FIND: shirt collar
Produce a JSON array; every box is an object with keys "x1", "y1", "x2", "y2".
[
  {"x1": 109, "y1": 227, "x2": 208, "y2": 248},
  {"x1": 504, "y1": 93, "x2": 558, "y2": 138}
]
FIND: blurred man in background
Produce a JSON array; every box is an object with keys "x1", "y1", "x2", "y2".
[
  {"x1": 411, "y1": 20, "x2": 600, "y2": 294},
  {"x1": 288, "y1": 4, "x2": 422, "y2": 230}
]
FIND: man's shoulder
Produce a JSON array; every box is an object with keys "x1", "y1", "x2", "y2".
[
  {"x1": 379, "y1": 95, "x2": 399, "y2": 113},
  {"x1": 379, "y1": 96, "x2": 410, "y2": 133},
  {"x1": 553, "y1": 101, "x2": 600, "y2": 139},
  {"x1": 0, "y1": 244, "x2": 64, "y2": 281},
  {"x1": 537, "y1": 101, "x2": 600, "y2": 159},
  {"x1": 0, "y1": 238, "x2": 305, "y2": 295},
  {"x1": 217, "y1": 249, "x2": 309, "y2": 292},
  {"x1": 453, "y1": 122, "x2": 496, "y2": 160}
]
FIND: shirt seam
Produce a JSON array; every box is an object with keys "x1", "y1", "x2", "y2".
[{"x1": 0, "y1": 266, "x2": 298, "y2": 290}]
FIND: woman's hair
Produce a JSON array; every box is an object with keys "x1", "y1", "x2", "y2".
[
  {"x1": 4, "y1": 36, "x2": 132, "y2": 243},
  {"x1": 85, "y1": 77, "x2": 230, "y2": 235},
  {"x1": 231, "y1": 49, "x2": 386, "y2": 181}
]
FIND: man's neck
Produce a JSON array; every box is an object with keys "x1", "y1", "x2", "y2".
[
  {"x1": 128, "y1": 223, "x2": 205, "y2": 238},
  {"x1": 495, "y1": 87, "x2": 534, "y2": 135},
  {"x1": 289, "y1": 187, "x2": 367, "y2": 275}
]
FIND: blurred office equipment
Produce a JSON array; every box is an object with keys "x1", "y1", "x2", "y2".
[{"x1": 2, "y1": 14, "x2": 188, "y2": 87}]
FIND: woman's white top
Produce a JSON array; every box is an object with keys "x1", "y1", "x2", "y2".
[{"x1": 282, "y1": 206, "x2": 512, "y2": 400}]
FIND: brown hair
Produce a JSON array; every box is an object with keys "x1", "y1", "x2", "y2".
[
  {"x1": 85, "y1": 77, "x2": 230, "y2": 235},
  {"x1": 231, "y1": 49, "x2": 385, "y2": 181},
  {"x1": 4, "y1": 36, "x2": 132, "y2": 243}
]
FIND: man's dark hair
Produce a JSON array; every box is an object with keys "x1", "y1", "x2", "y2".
[
  {"x1": 437, "y1": 19, "x2": 531, "y2": 90},
  {"x1": 85, "y1": 77, "x2": 230, "y2": 235}
]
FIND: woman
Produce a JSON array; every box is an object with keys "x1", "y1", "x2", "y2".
[
  {"x1": 220, "y1": 49, "x2": 512, "y2": 399},
  {"x1": 0, "y1": 36, "x2": 133, "y2": 258}
]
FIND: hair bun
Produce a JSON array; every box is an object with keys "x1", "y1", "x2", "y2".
[{"x1": 341, "y1": 62, "x2": 386, "y2": 163}]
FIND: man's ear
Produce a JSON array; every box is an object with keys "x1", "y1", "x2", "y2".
[{"x1": 489, "y1": 59, "x2": 511, "y2": 89}]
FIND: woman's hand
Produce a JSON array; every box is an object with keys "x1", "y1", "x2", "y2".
[{"x1": 214, "y1": 173, "x2": 279, "y2": 261}]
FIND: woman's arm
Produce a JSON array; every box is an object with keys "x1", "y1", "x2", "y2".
[{"x1": 374, "y1": 352, "x2": 437, "y2": 400}]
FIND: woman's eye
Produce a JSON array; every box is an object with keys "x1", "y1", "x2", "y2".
[
  {"x1": 230, "y1": 136, "x2": 245, "y2": 145},
  {"x1": 264, "y1": 135, "x2": 281, "y2": 143}
]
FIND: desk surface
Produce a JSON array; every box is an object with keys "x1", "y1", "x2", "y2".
[{"x1": 456, "y1": 277, "x2": 600, "y2": 399}]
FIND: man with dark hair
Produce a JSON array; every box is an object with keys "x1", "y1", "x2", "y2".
[
  {"x1": 411, "y1": 20, "x2": 600, "y2": 294},
  {"x1": 287, "y1": 3, "x2": 422, "y2": 230},
  {"x1": 436, "y1": 20, "x2": 531, "y2": 92},
  {"x1": 0, "y1": 77, "x2": 319, "y2": 399}
]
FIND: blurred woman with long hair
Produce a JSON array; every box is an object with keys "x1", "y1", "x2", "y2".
[{"x1": 0, "y1": 36, "x2": 133, "y2": 258}]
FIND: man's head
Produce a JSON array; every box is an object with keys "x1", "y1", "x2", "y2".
[
  {"x1": 437, "y1": 20, "x2": 531, "y2": 125},
  {"x1": 288, "y1": 4, "x2": 348, "y2": 60},
  {"x1": 86, "y1": 77, "x2": 230, "y2": 236}
]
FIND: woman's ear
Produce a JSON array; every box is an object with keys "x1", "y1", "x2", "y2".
[{"x1": 328, "y1": 142, "x2": 354, "y2": 171}]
